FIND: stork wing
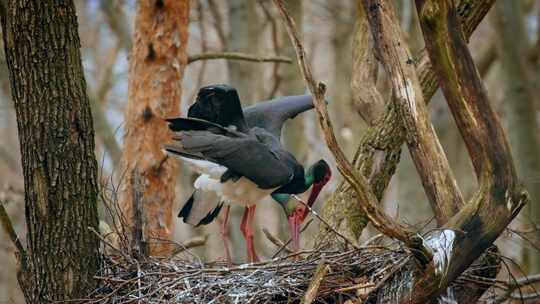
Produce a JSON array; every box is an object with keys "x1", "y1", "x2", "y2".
[
  {"x1": 243, "y1": 95, "x2": 317, "y2": 139},
  {"x1": 188, "y1": 84, "x2": 249, "y2": 133},
  {"x1": 172, "y1": 130, "x2": 294, "y2": 189}
]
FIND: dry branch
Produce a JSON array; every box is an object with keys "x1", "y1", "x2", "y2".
[
  {"x1": 0, "y1": 200, "x2": 26, "y2": 258},
  {"x1": 302, "y1": 262, "x2": 331, "y2": 304},
  {"x1": 171, "y1": 235, "x2": 208, "y2": 255},
  {"x1": 361, "y1": 0, "x2": 464, "y2": 225},
  {"x1": 272, "y1": 0, "x2": 420, "y2": 249},
  {"x1": 187, "y1": 52, "x2": 292, "y2": 64}
]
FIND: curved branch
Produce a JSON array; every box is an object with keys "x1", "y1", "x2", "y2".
[
  {"x1": 318, "y1": 0, "x2": 496, "y2": 245},
  {"x1": 187, "y1": 52, "x2": 292, "y2": 64},
  {"x1": 390, "y1": 0, "x2": 529, "y2": 302},
  {"x1": 272, "y1": 0, "x2": 416, "y2": 247}
]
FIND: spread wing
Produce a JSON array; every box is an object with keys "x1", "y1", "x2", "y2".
[
  {"x1": 166, "y1": 129, "x2": 294, "y2": 189},
  {"x1": 243, "y1": 95, "x2": 316, "y2": 139}
]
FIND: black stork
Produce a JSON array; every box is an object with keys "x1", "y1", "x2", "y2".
[{"x1": 164, "y1": 84, "x2": 331, "y2": 262}]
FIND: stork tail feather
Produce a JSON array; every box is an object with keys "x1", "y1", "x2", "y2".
[{"x1": 178, "y1": 190, "x2": 223, "y2": 226}]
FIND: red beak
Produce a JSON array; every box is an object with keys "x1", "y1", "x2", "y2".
[{"x1": 300, "y1": 181, "x2": 324, "y2": 221}]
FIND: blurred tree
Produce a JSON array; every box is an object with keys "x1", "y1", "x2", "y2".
[
  {"x1": 0, "y1": 0, "x2": 100, "y2": 301},
  {"x1": 222, "y1": 0, "x2": 266, "y2": 262},
  {"x1": 280, "y1": 0, "x2": 307, "y2": 159},
  {"x1": 227, "y1": 0, "x2": 261, "y2": 103},
  {"x1": 119, "y1": 0, "x2": 190, "y2": 256},
  {"x1": 493, "y1": 0, "x2": 540, "y2": 274}
]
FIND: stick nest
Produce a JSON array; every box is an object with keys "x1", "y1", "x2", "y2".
[{"x1": 86, "y1": 243, "x2": 418, "y2": 303}]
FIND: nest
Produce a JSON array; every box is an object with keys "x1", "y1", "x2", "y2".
[{"x1": 85, "y1": 242, "x2": 417, "y2": 304}]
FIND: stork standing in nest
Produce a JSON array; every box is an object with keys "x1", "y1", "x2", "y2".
[{"x1": 164, "y1": 84, "x2": 331, "y2": 263}]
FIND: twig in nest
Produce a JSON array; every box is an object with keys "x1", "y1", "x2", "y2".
[
  {"x1": 271, "y1": 0, "x2": 414, "y2": 246},
  {"x1": 263, "y1": 228, "x2": 292, "y2": 254},
  {"x1": 292, "y1": 195, "x2": 358, "y2": 249},
  {"x1": 272, "y1": 218, "x2": 314, "y2": 258},
  {"x1": 0, "y1": 200, "x2": 26, "y2": 257},
  {"x1": 89, "y1": 226, "x2": 132, "y2": 263},
  {"x1": 172, "y1": 235, "x2": 208, "y2": 256},
  {"x1": 187, "y1": 52, "x2": 292, "y2": 64},
  {"x1": 302, "y1": 262, "x2": 331, "y2": 304}
]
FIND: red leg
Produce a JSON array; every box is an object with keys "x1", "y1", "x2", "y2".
[
  {"x1": 240, "y1": 205, "x2": 259, "y2": 263},
  {"x1": 288, "y1": 214, "x2": 301, "y2": 253},
  {"x1": 219, "y1": 205, "x2": 232, "y2": 266}
]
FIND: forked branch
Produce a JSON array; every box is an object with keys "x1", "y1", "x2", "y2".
[{"x1": 373, "y1": 0, "x2": 530, "y2": 302}]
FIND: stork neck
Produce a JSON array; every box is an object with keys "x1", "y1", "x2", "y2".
[{"x1": 304, "y1": 174, "x2": 314, "y2": 188}]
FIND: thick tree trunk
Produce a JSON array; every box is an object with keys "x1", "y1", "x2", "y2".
[
  {"x1": 120, "y1": 0, "x2": 190, "y2": 256},
  {"x1": 0, "y1": 1, "x2": 100, "y2": 302},
  {"x1": 492, "y1": 1, "x2": 540, "y2": 274}
]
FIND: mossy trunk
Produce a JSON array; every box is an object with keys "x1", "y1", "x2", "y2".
[
  {"x1": 317, "y1": 0, "x2": 495, "y2": 247},
  {"x1": 0, "y1": 1, "x2": 100, "y2": 302}
]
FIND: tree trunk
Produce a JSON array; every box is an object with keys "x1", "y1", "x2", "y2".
[
  {"x1": 120, "y1": 0, "x2": 190, "y2": 257},
  {"x1": 0, "y1": 1, "x2": 100, "y2": 302},
  {"x1": 492, "y1": 0, "x2": 540, "y2": 274}
]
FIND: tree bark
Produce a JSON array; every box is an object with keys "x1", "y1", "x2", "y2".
[
  {"x1": 120, "y1": 0, "x2": 190, "y2": 257},
  {"x1": 0, "y1": 1, "x2": 100, "y2": 302},
  {"x1": 492, "y1": 0, "x2": 540, "y2": 274},
  {"x1": 318, "y1": 0, "x2": 494, "y2": 246}
]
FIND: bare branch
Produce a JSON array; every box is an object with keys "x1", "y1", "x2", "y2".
[
  {"x1": 361, "y1": 0, "x2": 464, "y2": 224},
  {"x1": 272, "y1": 0, "x2": 415, "y2": 246},
  {"x1": 263, "y1": 228, "x2": 292, "y2": 254},
  {"x1": 0, "y1": 200, "x2": 25, "y2": 257},
  {"x1": 301, "y1": 262, "x2": 330, "y2": 304},
  {"x1": 187, "y1": 52, "x2": 292, "y2": 64},
  {"x1": 171, "y1": 235, "x2": 208, "y2": 255}
]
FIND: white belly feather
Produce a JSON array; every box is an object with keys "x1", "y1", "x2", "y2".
[
  {"x1": 178, "y1": 157, "x2": 277, "y2": 206},
  {"x1": 194, "y1": 174, "x2": 275, "y2": 206}
]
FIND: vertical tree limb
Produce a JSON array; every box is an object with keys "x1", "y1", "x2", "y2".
[
  {"x1": 361, "y1": 0, "x2": 464, "y2": 224},
  {"x1": 120, "y1": 0, "x2": 190, "y2": 256},
  {"x1": 351, "y1": 2, "x2": 385, "y2": 126}
]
